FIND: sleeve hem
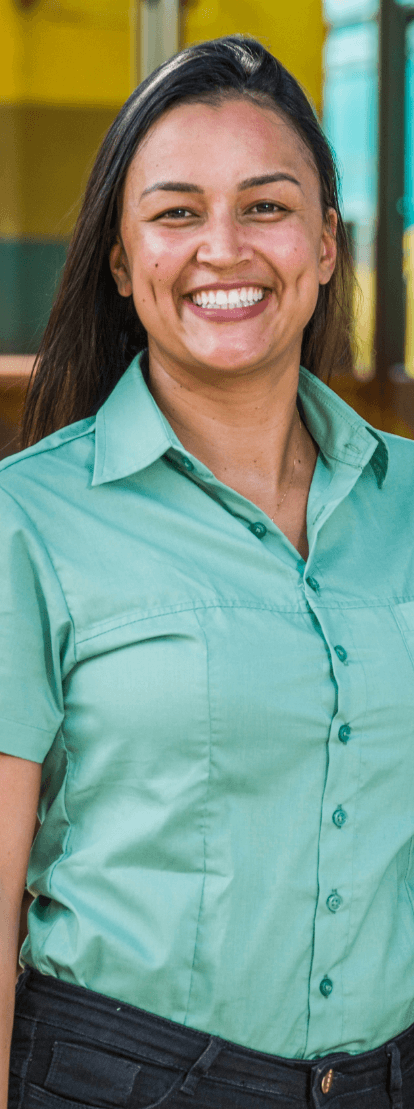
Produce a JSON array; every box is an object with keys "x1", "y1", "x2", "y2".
[{"x1": 0, "y1": 717, "x2": 59, "y2": 762}]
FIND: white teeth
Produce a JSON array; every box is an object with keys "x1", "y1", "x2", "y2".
[
  {"x1": 228, "y1": 289, "x2": 240, "y2": 306},
  {"x1": 215, "y1": 290, "x2": 227, "y2": 306},
  {"x1": 190, "y1": 286, "x2": 266, "y2": 309}
]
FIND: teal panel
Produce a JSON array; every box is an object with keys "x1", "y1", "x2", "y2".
[
  {"x1": 323, "y1": 23, "x2": 378, "y2": 224},
  {"x1": 0, "y1": 239, "x2": 67, "y2": 353},
  {"x1": 323, "y1": 0, "x2": 378, "y2": 26}
]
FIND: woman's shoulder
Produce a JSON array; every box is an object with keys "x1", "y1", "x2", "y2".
[
  {"x1": 0, "y1": 416, "x2": 96, "y2": 542},
  {"x1": 369, "y1": 427, "x2": 414, "y2": 510},
  {"x1": 379, "y1": 428, "x2": 414, "y2": 451},
  {"x1": 377, "y1": 427, "x2": 414, "y2": 471},
  {"x1": 0, "y1": 417, "x2": 95, "y2": 497}
]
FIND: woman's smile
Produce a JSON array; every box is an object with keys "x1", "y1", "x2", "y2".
[{"x1": 183, "y1": 284, "x2": 271, "y2": 321}]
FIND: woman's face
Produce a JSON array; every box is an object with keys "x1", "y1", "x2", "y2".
[{"x1": 110, "y1": 97, "x2": 337, "y2": 378}]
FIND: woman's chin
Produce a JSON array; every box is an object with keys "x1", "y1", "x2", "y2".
[
  {"x1": 185, "y1": 349, "x2": 271, "y2": 376},
  {"x1": 176, "y1": 331, "x2": 278, "y2": 375}
]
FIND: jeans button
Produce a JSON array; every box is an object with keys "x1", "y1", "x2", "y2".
[{"x1": 321, "y1": 1068, "x2": 334, "y2": 1094}]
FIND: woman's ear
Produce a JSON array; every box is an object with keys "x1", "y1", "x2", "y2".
[
  {"x1": 318, "y1": 208, "x2": 338, "y2": 286},
  {"x1": 109, "y1": 238, "x2": 133, "y2": 297}
]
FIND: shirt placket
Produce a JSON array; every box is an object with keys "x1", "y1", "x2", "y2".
[
  {"x1": 305, "y1": 604, "x2": 367, "y2": 1055},
  {"x1": 300, "y1": 459, "x2": 372, "y2": 1057}
]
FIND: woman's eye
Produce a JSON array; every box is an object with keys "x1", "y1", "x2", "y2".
[
  {"x1": 157, "y1": 208, "x2": 195, "y2": 219},
  {"x1": 249, "y1": 202, "x2": 285, "y2": 214}
]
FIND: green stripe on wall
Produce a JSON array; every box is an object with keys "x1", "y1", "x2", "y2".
[{"x1": 0, "y1": 238, "x2": 67, "y2": 353}]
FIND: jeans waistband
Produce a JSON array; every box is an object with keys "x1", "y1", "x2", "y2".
[{"x1": 16, "y1": 968, "x2": 414, "y2": 1108}]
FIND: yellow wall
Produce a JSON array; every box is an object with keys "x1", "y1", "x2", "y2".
[
  {"x1": 182, "y1": 0, "x2": 324, "y2": 116},
  {"x1": 2, "y1": 0, "x2": 324, "y2": 111},
  {"x1": 404, "y1": 226, "x2": 414, "y2": 378},
  {"x1": 0, "y1": 104, "x2": 118, "y2": 238},
  {"x1": 1, "y1": 0, "x2": 131, "y2": 106}
]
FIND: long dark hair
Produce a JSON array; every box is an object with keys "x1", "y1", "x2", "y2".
[{"x1": 21, "y1": 35, "x2": 354, "y2": 448}]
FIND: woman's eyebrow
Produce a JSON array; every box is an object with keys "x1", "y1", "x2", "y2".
[
  {"x1": 139, "y1": 172, "x2": 302, "y2": 201},
  {"x1": 140, "y1": 181, "x2": 203, "y2": 200},
  {"x1": 238, "y1": 173, "x2": 302, "y2": 191}
]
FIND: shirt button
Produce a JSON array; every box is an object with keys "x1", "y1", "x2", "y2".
[
  {"x1": 326, "y1": 890, "x2": 342, "y2": 913},
  {"x1": 320, "y1": 977, "x2": 333, "y2": 998},
  {"x1": 338, "y1": 723, "x2": 351, "y2": 743},
  {"x1": 332, "y1": 806, "x2": 348, "y2": 828},
  {"x1": 249, "y1": 522, "x2": 267, "y2": 538},
  {"x1": 182, "y1": 458, "x2": 195, "y2": 472},
  {"x1": 306, "y1": 576, "x2": 320, "y2": 594},
  {"x1": 334, "y1": 645, "x2": 348, "y2": 663}
]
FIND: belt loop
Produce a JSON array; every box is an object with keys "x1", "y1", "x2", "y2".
[
  {"x1": 180, "y1": 1036, "x2": 223, "y2": 1095},
  {"x1": 386, "y1": 1042, "x2": 403, "y2": 1109}
]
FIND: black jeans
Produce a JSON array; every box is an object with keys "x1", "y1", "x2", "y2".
[{"x1": 8, "y1": 968, "x2": 414, "y2": 1109}]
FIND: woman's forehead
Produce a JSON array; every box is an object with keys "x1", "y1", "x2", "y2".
[{"x1": 125, "y1": 98, "x2": 318, "y2": 194}]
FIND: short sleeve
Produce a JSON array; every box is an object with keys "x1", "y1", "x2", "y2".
[{"x1": 0, "y1": 484, "x2": 73, "y2": 762}]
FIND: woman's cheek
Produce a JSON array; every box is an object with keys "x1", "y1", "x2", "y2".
[{"x1": 265, "y1": 222, "x2": 316, "y2": 274}]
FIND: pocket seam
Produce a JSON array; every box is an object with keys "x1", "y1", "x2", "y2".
[{"x1": 391, "y1": 603, "x2": 414, "y2": 666}]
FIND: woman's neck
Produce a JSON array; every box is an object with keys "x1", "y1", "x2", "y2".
[{"x1": 147, "y1": 347, "x2": 304, "y2": 498}]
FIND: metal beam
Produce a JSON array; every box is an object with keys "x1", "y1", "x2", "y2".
[
  {"x1": 375, "y1": 0, "x2": 407, "y2": 380},
  {"x1": 129, "y1": 0, "x2": 141, "y2": 91},
  {"x1": 140, "y1": 0, "x2": 180, "y2": 82}
]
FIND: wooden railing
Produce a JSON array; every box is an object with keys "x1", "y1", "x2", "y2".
[{"x1": 0, "y1": 356, "x2": 34, "y2": 459}]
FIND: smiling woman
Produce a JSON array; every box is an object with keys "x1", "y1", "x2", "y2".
[
  {"x1": 108, "y1": 98, "x2": 336, "y2": 428},
  {"x1": 3, "y1": 33, "x2": 414, "y2": 1109}
]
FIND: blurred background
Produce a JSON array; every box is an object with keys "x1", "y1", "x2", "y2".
[{"x1": 1, "y1": 0, "x2": 414, "y2": 457}]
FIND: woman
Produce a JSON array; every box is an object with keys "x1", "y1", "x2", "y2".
[{"x1": 1, "y1": 34, "x2": 414, "y2": 1109}]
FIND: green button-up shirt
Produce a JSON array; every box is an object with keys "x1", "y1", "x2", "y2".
[{"x1": 2, "y1": 354, "x2": 414, "y2": 1060}]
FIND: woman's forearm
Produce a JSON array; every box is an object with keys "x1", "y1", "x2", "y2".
[
  {"x1": 0, "y1": 914, "x2": 19, "y2": 1109},
  {"x1": 0, "y1": 754, "x2": 42, "y2": 1109}
]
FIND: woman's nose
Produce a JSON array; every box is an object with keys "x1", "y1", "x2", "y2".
[{"x1": 195, "y1": 215, "x2": 253, "y2": 268}]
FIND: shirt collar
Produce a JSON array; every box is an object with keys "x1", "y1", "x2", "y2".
[
  {"x1": 92, "y1": 352, "x2": 389, "y2": 488},
  {"x1": 297, "y1": 368, "x2": 389, "y2": 487}
]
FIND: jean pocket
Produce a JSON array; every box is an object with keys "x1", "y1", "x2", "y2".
[
  {"x1": 41, "y1": 1039, "x2": 188, "y2": 1109},
  {"x1": 44, "y1": 1041, "x2": 141, "y2": 1107}
]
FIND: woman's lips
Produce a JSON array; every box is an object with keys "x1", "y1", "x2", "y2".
[{"x1": 184, "y1": 292, "x2": 271, "y2": 322}]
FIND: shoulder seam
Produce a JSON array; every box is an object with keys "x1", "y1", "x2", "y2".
[{"x1": 0, "y1": 421, "x2": 95, "y2": 474}]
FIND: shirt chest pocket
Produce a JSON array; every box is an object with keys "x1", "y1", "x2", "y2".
[
  {"x1": 369, "y1": 601, "x2": 414, "y2": 756},
  {"x1": 342, "y1": 603, "x2": 414, "y2": 753},
  {"x1": 63, "y1": 607, "x2": 211, "y2": 794},
  {"x1": 336, "y1": 604, "x2": 414, "y2": 817},
  {"x1": 392, "y1": 601, "x2": 414, "y2": 668}
]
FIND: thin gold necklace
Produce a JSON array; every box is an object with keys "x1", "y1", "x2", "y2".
[{"x1": 271, "y1": 413, "x2": 302, "y2": 520}]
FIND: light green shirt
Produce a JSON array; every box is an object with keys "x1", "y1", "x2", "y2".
[{"x1": 2, "y1": 353, "x2": 414, "y2": 1060}]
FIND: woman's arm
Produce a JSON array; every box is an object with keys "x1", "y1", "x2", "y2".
[{"x1": 0, "y1": 754, "x2": 41, "y2": 1109}]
